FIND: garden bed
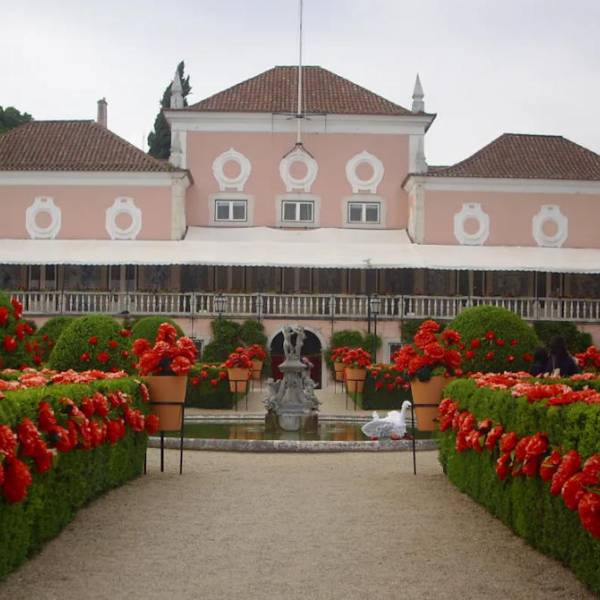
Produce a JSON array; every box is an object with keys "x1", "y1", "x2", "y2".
[
  {"x1": 437, "y1": 373, "x2": 600, "y2": 595},
  {"x1": 0, "y1": 374, "x2": 151, "y2": 580}
]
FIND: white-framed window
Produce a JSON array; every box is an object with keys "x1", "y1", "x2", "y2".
[
  {"x1": 28, "y1": 265, "x2": 57, "y2": 291},
  {"x1": 215, "y1": 199, "x2": 247, "y2": 222},
  {"x1": 281, "y1": 200, "x2": 314, "y2": 223},
  {"x1": 348, "y1": 202, "x2": 380, "y2": 224}
]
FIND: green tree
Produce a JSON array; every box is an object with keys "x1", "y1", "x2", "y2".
[
  {"x1": 0, "y1": 106, "x2": 32, "y2": 134},
  {"x1": 147, "y1": 61, "x2": 191, "y2": 159}
]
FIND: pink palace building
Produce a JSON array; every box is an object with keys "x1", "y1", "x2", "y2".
[{"x1": 1, "y1": 66, "x2": 600, "y2": 386}]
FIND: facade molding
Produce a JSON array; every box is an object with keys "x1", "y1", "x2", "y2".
[
  {"x1": 532, "y1": 204, "x2": 568, "y2": 248},
  {"x1": 345, "y1": 151, "x2": 384, "y2": 193},
  {"x1": 212, "y1": 148, "x2": 252, "y2": 191},
  {"x1": 453, "y1": 203, "x2": 490, "y2": 246},
  {"x1": 407, "y1": 183, "x2": 425, "y2": 242},
  {"x1": 279, "y1": 148, "x2": 318, "y2": 192},
  {"x1": 405, "y1": 175, "x2": 600, "y2": 195},
  {"x1": 25, "y1": 197, "x2": 62, "y2": 239},
  {"x1": 0, "y1": 171, "x2": 185, "y2": 187},
  {"x1": 105, "y1": 197, "x2": 142, "y2": 240},
  {"x1": 170, "y1": 177, "x2": 189, "y2": 240},
  {"x1": 166, "y1": 111, "x2": 433, "y2": 135}
]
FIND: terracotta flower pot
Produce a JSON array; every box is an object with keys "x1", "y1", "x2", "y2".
[
  {"x1": 345, "y1": 367, "x2": 367, "y2": 393},
  {"x1": 227, "y1": 367, "x2": 250, "y2": 393},
  {"x1": 144, "y1": 375, "x2": 187, "y2": 432},
  {"x1": 251, "y1": 359, "x2": 263, "y2": 381},
  {"x1": 333, "y1": 361, "x2": 345, "y2": 382},
  {"x1": 410, "y1": 375, "x2": 454, "y2": 432}
]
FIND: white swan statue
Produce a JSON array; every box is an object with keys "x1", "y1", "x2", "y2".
[{"x1": 361, "y1": 400, "x2": 412, "y2": 440}]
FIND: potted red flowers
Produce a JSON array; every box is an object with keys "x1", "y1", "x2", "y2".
[
  {"x1": 342, "y1": 347, "x2": 372, "y2": 393},
  {"x1": 394, "y1": 320, "x2": 462, "y2": 431},
  {"x1": 224, "y1": 348, "x2": 252, "y2": 393},
  {"x1": 246, "y1": 344, "x2": 267, "y2": 380},
  {"x1": 133, "y1": 323, "x2": 197, "y2": 430},
  {"x1": 331, "y1": 346, "x2": 348, "y2": 382}
]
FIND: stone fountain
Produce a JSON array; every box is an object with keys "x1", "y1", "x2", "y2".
[{"x1": 263, "y1": 325, "x2": 320, "y2": 432}]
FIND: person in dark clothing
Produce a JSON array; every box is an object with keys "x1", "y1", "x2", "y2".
[
  {"x1": 546, "y1": 336, "x2": 580, "y2": 376},
  {"x1": 530, "y1": 347, "x2": 549, "y2": 376}
]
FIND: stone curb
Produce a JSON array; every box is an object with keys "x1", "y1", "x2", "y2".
[{"x1": 148, "y1": 437, "x2": 438, "y2": 453}]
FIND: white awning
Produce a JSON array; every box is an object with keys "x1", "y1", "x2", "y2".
[{"x1": 0, "y1": 227, "x2": 599, "y2": 273}]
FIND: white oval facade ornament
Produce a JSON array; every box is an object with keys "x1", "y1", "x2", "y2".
[
  {"x1": 212, "y1": 148, "x2": 251, "y2": 192},
  {"x1": 105, "y1": 197, "x2": 142, "y2": 240},
  {"x1": 25, "y1": 197, "x2": 61, "y2": 239},
  {"x1": 345, "y1": 151, "x2": 384, "y2": 194},
  {"x1": 279, "y1": 147, "x2": 318, "y2": 192},
  {"x1": 453, "y1": 203, "x2": 490, "y2": 245},
  {"x1": 532, "y1": 204, "x2": 568, "y2": 247}
]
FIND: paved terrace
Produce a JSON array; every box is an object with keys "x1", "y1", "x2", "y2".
[{"x1": 0, "y1": 451, "x2": 593, "y2": 599}]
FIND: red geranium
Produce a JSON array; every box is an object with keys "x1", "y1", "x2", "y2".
[
  {"x1": 246, "y1": 344, "x2": 267, "y2": 361},
  {"x1": 2, "y1": 457, "x2": 32, "y2": 503}
]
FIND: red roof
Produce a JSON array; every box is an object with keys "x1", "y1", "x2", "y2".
[
  {"x1": 0, "y1": 120, "x2": 179, "y2": 172},
  {"x1": 427, "y1": 134, "x2": 600, "y2": 181},
  {"x1": 184, "y1": 66, "x2": 415, "y2": 116}
]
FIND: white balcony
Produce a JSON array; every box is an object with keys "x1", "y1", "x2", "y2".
[{"x1": 10, "y1": 291, "x2": 600, "y2": 323}]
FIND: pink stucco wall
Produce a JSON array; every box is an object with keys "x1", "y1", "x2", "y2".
[
  {"x1": 423, "y1": 189, "x2": 600, "y2": 248},
  {"x1": 0, "y1": 185, "x2": 173, "y2": 240},
  {"x1": 185, "y1": 132, "x2": 410, "y2": 228}
]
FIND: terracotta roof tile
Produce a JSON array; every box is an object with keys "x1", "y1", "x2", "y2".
[
  {"x1": 427, "y1": 134, "x2": 600, "y2": 181},
  {"x1": 184, "y1": 66, "x2": 415, "y2": 116},
  {"x1": 0, "y1": 120, "x2": 178, "y2": 172}
]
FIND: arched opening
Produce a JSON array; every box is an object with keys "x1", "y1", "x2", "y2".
[{"x1": 270, "y1": 329, "x2": 322, "y2": 387}]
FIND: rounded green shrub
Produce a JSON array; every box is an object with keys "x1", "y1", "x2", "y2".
[
  {"x1": 35, "y1": 316, "x2": 74, "y2": 362},
  {"x1": 130, "y1": 316, "x2": 183, "y2": 345},
  {"x1": 48, "y1": 315, "x2": 134, "y2": 372},
  {"x1": 449, "y1": 305, "x2": 539, "y2": 373},
  {"x1": 533, "y1": 321, "x2": 593, "y2": 354},
  {"x1": 0, "y1": 292, "x2": 37, "y2": 369}
]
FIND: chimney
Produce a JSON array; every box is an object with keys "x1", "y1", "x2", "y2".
[{"x1": 97, "y1": 98, "x2": 108, "y2": 128}]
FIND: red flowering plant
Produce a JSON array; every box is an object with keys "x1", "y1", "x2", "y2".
[
  {"x1": 341, "y1": 347, "x2": 372, "y2": 369},
  {"x1": 331, "y1": 347, "x2": 349, "y2": 363},
  {"x1": 393, "y1": 320, "x2": 462, "y2": 382},
  {"x1": 133, "y1": 322, "x2": 197, "y2": 376},
  {"x1": 368, "y1": 364, "x2": 408, "y2": 393},
  {"x1": 224, "y1": 347, "x2": 252, "y2": 369},
  {"x1": 245, "y1": 344, "x2": 267, "y2": 361},
  {"x1": 575, "y1": 345, "x2": 600, "y2": 373},
  {"x1": 0, "y1": 293, "x2": 38, "y2": 369}
]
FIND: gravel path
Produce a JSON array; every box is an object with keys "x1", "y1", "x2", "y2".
[{"x1": 0, "y1": 450, "x2": 594, "y2": 599}]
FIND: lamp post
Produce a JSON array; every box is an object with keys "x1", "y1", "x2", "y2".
[
  {"x1": 214, "y1": 293, "x2": 227, "y2": 320},
  {"x1": 369, "y1": 294, "x2": 381, "y2": 363}
]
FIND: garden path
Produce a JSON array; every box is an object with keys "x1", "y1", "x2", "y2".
[{"x1": 0, "y1": 450, "x2": 594, "y2": 599}]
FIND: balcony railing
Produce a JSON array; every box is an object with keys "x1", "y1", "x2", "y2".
[{"x1": 10, "y1": 291, "x2": 600, "y2": 323}]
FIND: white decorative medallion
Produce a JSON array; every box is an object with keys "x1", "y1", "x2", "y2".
[
  {"x1": 532, "y1": 204, "x2": 568, "y2": 247},
  {"x1": 105, "y1": 197, "x2": 142, "y2": 240},
  {"x1": 345, "y1": 151, "x2": 384, "y2": 194},
  {"x1": 279, "y1": 147, "x2": 318, "y2": 192},
  {"x1": 212, "y1": 148, "x2": 251, "y2": 192},
  {"x1": 26, "y1": 197, "x2": 61, "y2": 239},
  {"x1": 453, "y1": 203, "x2": 490, "y2": 245}
]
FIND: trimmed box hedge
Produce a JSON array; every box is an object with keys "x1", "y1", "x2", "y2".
[
  {"x1": 438, "y1": 378, "x2": 600, "y2": 594},
  {"x1": 186, "y1": 364, "x2": 235, "y2": 409},
  {"x1": 0, "y1": 377, "x2": 148, "y2": 580}
]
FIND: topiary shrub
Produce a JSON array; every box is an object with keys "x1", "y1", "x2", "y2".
[
  {"x1": 130, "y1": 316, "x2": 183, "y2": 345},
  {"x1": 0, "y1": 293, "x2": 37, "y2": 369},
  {"x1": 48, "y1": 315, "x2": 134, "y2": 372},
  {"x1": 202, "y1": 319, "x2": 267, "y2": 364},
  {"x1": 239, "y1": 319, "x2": 267, "y2": 347},
  {"x1": 533, "y1": 321, "x2": 593, "y2": 354},
  {"x1": 34, "y1": 316, "x2": 74, "y2": 363},
  {"x1": 186, "y1": 363, "x2": 234, "y2": 408},
  {"x1": 449, "y1": 305, "x2": 539, "y2": 373}
]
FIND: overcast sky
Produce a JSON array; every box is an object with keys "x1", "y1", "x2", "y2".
[{"x1": 3, "y1": 0, "x2": 599, "y2": 165}]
